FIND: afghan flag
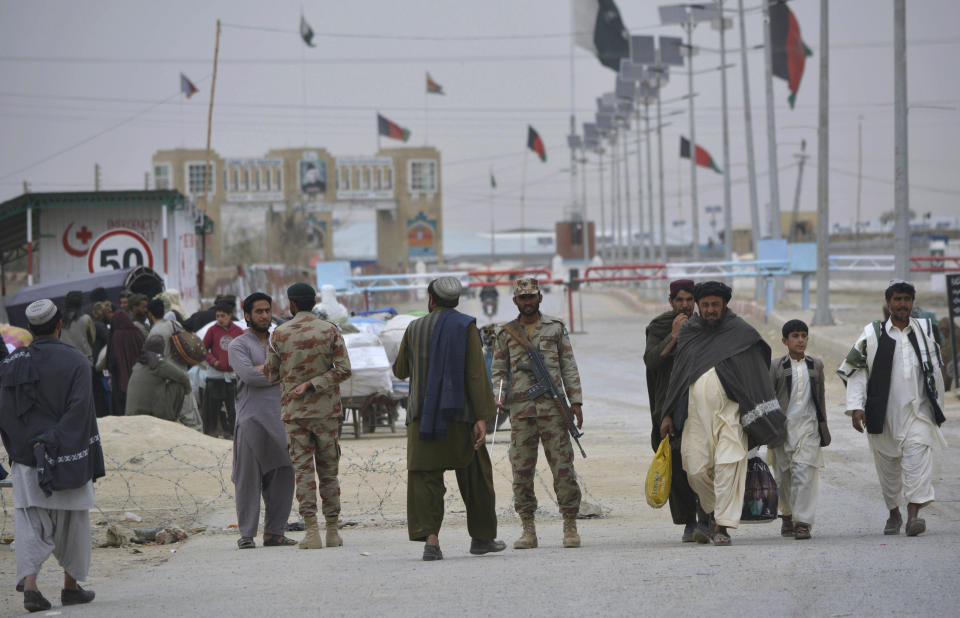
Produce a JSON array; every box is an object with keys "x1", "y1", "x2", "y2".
[
  {"x1": 527, "y1": 126, "x2": 546, "y2": 162},
  {"x1": 179, "y1": 73, "x2": 198, "y2": 98},
  {"x1": 426, "y1": 73, "x2": 445, "y2": 95},
  {"x1": 378, "y1": 113, "x2": 410, "y2": 142},
  {"x1": 680, "y1": 137, "x2": 722, "y2": 174},
  {"x1": 300, "y1": 14, "x2": 316, "y2": 47},
  {"x1": 770, "y1": 1, "x2": 813, "y2": 109},
  {"x1": 573, "y1": 0, "x2": 629, "y2": 71}
]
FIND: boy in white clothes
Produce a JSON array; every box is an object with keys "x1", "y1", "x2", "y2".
[{"x1": 768, "y1": 319, "x2": 830, "y2": 540}]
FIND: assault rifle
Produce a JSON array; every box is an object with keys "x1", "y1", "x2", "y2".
[{"x1": 502, "y1": 322, "x2": 586, "y2": 458}]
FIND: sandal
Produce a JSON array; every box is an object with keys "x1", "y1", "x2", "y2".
[
  {"x1": 237, "y1": 536, "x2": 256, "y2": 549},
  {"x1": 793, "y1": 523, "x2": 811, "y2": 540},
  {"x1": 263, "y1": 534, "x2": 297, "y2": 547},
  {"x1": 710, "y1": 526, "x2": 732, "y2": 546}
]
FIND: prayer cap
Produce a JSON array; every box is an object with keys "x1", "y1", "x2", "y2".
[
  {"x1": 669, "y1": 279, "x2": 695, "y2": 297},
  {"x1": 287, "y1": 282, "x2": 316, "y2": 299},
  {"x1": 693, "y1": 281, "x2": 732, "y2": 303},
  {"x1": 885, "y1": 279, "x2": 915, "y2": 300},
  {"x1": 430, "y1": 277, "x2": 462, "y2": 302},
  {"x1": 25, "y1": 299, "x2": 59, "y2": 326},
  {"x1": 513, "y1": 277, "x2": 541, "y2": 297}
]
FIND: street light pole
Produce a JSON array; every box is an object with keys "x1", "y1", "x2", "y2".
[
  {"x1": 893, "y1": 0, "x2": 910, "y2": 280},
  {"x1": 685, "y1": 20, "x2": 700, "y2": 259},
  {"x1": 656, "y1": 85, "x2": 667, "y2": 263},
  {"x1": 762, "y1": 0, "x2": 783, "y2": 240},
  {"x1": 718, "y1": 2, "x2": 733, "y2": 260},
  {"x1": 812, "y1": 0, "x2": 833, "y2": 326},
  {"x1": 644, "y1": 101, "x2": 655, "y2": 265},
  {"x1": 737, "y1": 0, "x2": 761, "y2": 263}
]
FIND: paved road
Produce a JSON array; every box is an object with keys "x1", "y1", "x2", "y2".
[{"x1": 15, "y1": 291, "x2": 960, "y2": 617}]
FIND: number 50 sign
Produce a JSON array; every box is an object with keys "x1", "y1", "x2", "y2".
[{"x1": 88, "y1": 229, "x2": 154, "y2": 273}]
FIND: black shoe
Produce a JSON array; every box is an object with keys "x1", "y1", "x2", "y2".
[
  {"x1": 24, "y1": 590, "x2": 51, "y2": 613},
  {"x1": 61, "y1": 585, "x2": 96, "y2": 606},
  {"x1": 681, "y1": 523, "x2": 697, "y2": 543},
  {"x1": 470, "y1": 538, "x2": 506, "y2": 555},
  {"x1": 16, "y1": 579, "x2": 24, "y2": 592},
  {"x1": 422, "y1": 543, "x2": 443, "y2": 561},
  {"x1": 692, "y1": 521, "x2": 711, "y2": 544}
]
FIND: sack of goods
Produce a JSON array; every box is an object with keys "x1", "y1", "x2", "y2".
[
  {"x1": 740, "y1": 456, "x2": 779, "y2": 523},
  {"x1": 645, "y1": 437, "x2": 672, "y2": 508},
  {"x1": 171, "y1": 329, "x2": 206, "y2": 366}
]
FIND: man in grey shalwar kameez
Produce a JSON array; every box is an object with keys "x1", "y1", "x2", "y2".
[
  {"x1": 227, "y1": 292, "x2": 296, "y2": 549},
  {"x1": 0, "y1": 299, "x2": 103, "y2": 612}
]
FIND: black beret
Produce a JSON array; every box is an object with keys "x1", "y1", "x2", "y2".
[{"x1": 693, "y1": 281, "x2": 732, "y2": 303}]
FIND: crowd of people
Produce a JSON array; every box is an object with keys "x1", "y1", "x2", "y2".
[{"x1": 0, "y1": 275, "x2": 949, "y2": 611}]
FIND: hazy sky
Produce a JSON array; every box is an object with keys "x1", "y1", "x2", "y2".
[{"x1": 1, "y1": 0, "x2": 958, "y2": 241}]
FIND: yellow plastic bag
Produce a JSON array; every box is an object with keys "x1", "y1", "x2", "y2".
[{"x1": 645, "y1": 436, "x2": 673, "y2": 508}]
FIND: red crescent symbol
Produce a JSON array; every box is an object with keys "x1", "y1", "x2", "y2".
[{"x1": 62, "y1": 222, "x2": 89, "y2": 257}]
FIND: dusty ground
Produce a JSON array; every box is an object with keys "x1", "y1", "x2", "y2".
[{"x1": 1, "y1": 285, "x2": 958, "y2": 617}]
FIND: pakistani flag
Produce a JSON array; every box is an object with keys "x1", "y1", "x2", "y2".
[
  {"x1": 300, "y1": 14, "x2": 316, "y2": 47},
  {"x1": 573, "y1": 0, "x2": 629, "y2": 71}
]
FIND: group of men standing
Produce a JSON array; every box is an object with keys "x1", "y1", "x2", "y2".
[
  {"x1": 646, "y1": 278, "x2": 946, "y2": 545},
  {"x1": 0, "y1": 273, "x2": 948, "y2": 610}
]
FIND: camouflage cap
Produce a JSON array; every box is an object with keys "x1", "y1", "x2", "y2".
[{"x1": 512, "y1": 277, "x2": 541, "y2": 297}]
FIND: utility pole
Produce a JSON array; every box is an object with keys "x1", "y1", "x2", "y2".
[
  {"x1": 812, "y1": 0, "x2": 833, "y2": 326},
  {"x1": 634, "y1": 108, "x2": 646, "y2": 262},
  {"x1": 598, "y1": 149, "x2": 606, "y2": 261},
  {"x1": 22, "y1": 181, "x2": 29, "y2": 194},
  {"x1": 893, "y1": 0, "x2": 909, "y2": 280},
  {"x1": 656, "y1": 81, "x2": 667, "y2": 263},
  {"x1": 200, "y1": 18, "x2": 222, "y2": 296},
  {"x1": 144, "y1": 171, "x2": 150, "y2": 190},
  {"x1": 762, "y1": 0, "x2": 782, "y2": 240},
  {"x1": 717, "y1": 1, "x2": 733, "y2": 261},
  {"x1": 644, "y1": 101, "x2": 655, "y2": 265},
  {"x1": 790, "y1": 140, "x2": 809, "y2": 241},
  {"x1": 94, "y1": 163, "x2": 101, "y2": 191},
  {"x1": 622, "y1": 125, "x2": 633, "y2": 263}
]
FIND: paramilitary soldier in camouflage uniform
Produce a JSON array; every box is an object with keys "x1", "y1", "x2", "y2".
[
  {"x1": 265, "y1": 282, "x2": 352, "y2": 549},
  {"x1": 491, "y1": 277, "x2": 584, "y2": 549}
]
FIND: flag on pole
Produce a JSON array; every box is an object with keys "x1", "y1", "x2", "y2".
[
  {"x1": 179, "y1": 73, "x2": 198, "y2": 98},
  {"x1": 426, "y1": 73, "x2": 445, "y2": 95},
  {"x1": 378, "y1": 113, "x2": 411, "y2": 142},
  {"x1": 572, "y1": 0, "x2": 629, "y2": 71},
  {"x1": 680, "y1": 137, "x2": 722, "y2": 174},
  {"x1": 300, "y1": 14, "x2": 316, "y2": 47},
  {"x1": 770, "y1": 1, "x2": 812, "y2": 109},
  {"x1": 527, "y1": 126, "x2": 547, "y2": 162}
]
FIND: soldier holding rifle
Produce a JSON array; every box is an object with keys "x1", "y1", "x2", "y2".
[{"x1": 492, "y1": 278, "x2": 585, "y2": 550}]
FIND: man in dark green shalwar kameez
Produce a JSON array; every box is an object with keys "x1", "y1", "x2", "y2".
[{"x1": 393, "y1": 277, "x2": 506, "y2": 561}]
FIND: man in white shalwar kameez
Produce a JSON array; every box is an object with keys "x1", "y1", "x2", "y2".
[{"x1": 839, "y1": 280, "x2": 946, "y2": 537}]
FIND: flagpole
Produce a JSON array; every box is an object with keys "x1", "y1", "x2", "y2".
[
  {"x1": 718, "y1": 0, "x2": 733, "y2": 261},
  {"x1": 520, "y1": 147, "x2": 528, "y2": 265},
  {"x1": 489, "y1": 166, "x2": 495, "y2": 267},
  {"x1": 737, "y1": 0, "x2": 762, "y2": 298},
  {"x1": 199, "y1": 17, "x2": 221, "y2": 296},
  {"x1": 762, "y1": 0, "x2": 782, "y2": 241},
  {"x1": 644, "y1": 101, "x2": 655, "y2": 266},
  {"x1": 684, "y1": 19, "x2": 700, "y2": 260},
  {"x1": 425, "y1": 75, "x2": 429, "y2": 145}
]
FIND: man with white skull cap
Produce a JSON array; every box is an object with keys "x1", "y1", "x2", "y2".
[{"x1": 0, "y1": 299, "x2": 103, "y2": 612}]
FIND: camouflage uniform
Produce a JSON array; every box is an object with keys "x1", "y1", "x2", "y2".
[
  {"x1": 266, "y1": 311, "x2": 352, "y2": 520},
  {"x1": 491, "y1": 280, "x2": 583, "y2": 517}
]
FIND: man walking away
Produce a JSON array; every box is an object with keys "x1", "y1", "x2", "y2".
[
  {"x1": 769, "y1": 319, "x2": 830, "y2": 540},
  {"x1": 0, "y1": 299, "x2": 104, "y2": 612},
  {"x1": 660, "y1": 282, "x2": 785, "y2": 546},
  {"x1": 229, "y1": 292, "x2": 296, "y2": 549},
  {"x1": 393, "y1": 277, "x2": 505, "y2": 561},
  {"x1": 203, "y1": 303, "x2": 244, "y2": 437},
  {"x1": 265, "y1": 283, "x2": 351, "y2": 549},
  {"x1": 644, "y1": 279, "x2": 709, "y2": 543},
  {"x1": 491, "y1": 277, "x2": 584, "y2": 549},
  {"x1": 838, "y1": 280, "x2": 946, "y2": 537},
  {"x1": 59, "y1": 291, "x2": 95, "y2": 366}
]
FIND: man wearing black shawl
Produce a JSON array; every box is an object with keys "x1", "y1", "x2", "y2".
[
  {"x1": 659, "y1": 282, "x2": 785, "y2": 546},
  {"x1": 644, "y1": 279, "x2": 709, "y2": 543},
  {"x1": 0, "y1": 299, "x2": 103, "y2": 612},
  {"x1": 393, "y1": 277, "x2": 505, "y2": 561}
]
